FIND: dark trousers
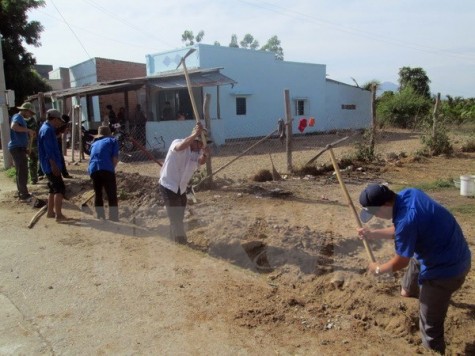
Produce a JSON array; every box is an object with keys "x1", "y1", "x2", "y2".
[
  {"x1": 10, "y1": 147, "x2": 29, "y2": 198},
  {"x1": 28, "y1": 148, "x2": 38, "y2": 183},
  {"x1": 58, "y1": 138, "x2": 70, "y2": 177},
  {"x1": 402, "y1": 258, "x2": 470, "y2": 354},
  {"x1": 91, "y1": 170, "x2": 118, "y2": 221},
  {"x1": 159, "y1": 184, "x2": 187, "y2": 244}
]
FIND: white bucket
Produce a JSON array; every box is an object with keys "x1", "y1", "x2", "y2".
[{"x1": 460, "y1": 175, "x2": 475, "y2": 197}]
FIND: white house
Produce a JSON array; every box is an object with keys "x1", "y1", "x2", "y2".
[{"x1": 145, "y1": 44, "x2": 371, "y2": 146}]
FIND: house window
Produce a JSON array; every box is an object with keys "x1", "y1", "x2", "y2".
[
  {"x1": 295, "y1": 100, "x2": 305, "y2": 116},
  {"x1": 341, "y1": 104, "x2": 356, "y2": 110},
  {"x1": 236, "y1": 97, "x2": 247, "y2": 115}
]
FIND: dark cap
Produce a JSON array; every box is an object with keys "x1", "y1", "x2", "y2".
[
  {"x1": 359, "y1": 184, "x2": 394, "y2": 222},
  {"x1": 47, "y1": 109, "x2": 65, "y2": 122}
]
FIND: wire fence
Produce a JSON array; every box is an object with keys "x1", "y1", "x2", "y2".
[{"x1": 96, "y1": 121, "x2": 473, "y2": 185}]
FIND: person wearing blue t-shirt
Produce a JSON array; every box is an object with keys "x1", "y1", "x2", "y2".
[
  {"x1": 87, "y1": 126, "x2": 119, "y2": 221},
  {"x1": 39, "y1": 109, "x2": 67, "y2": 221},
  {"x1": 8, "y1": 102, "x2": 37, "y2": 200},
  {"x1": 357, "y1": 183, "x2": 471, "y2": 354}
]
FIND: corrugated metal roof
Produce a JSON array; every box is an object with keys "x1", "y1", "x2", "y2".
[{"x1": 28, "y1": 67, "x2": 236, "y2": 100}]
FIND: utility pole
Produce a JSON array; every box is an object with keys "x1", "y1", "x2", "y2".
[{"x1": 0, "y1": 35, "x2": 13, "y2": 169}]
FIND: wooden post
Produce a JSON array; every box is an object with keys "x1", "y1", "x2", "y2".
[
  {"x1": 203, "y1": 93, "x2": 213, "y2": 185},
  {"x1": 284, "y1": 89, "x2": 293, "y2": 172},
  {"x1": 432, "y1": 93, "x2": 440, "y2": 139},
  {"x1": 216, "y1": 86, "x2": 221, "y2": 120},
  {"x1": 370, "y1": 84, "x2": 377, "y2": 156}
]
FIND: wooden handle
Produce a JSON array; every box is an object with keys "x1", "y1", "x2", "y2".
[
  {"x1": 180, "y1": 59, "x2": 208, "y2": 148},
  {"x1": 28, "y1": 205, "x2": 47, "y2": 229},
  {"x1": 328, "y1": 147, "x2": 376, "y2": 263}
]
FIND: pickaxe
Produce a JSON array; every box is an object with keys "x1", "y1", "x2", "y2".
[{"x1": 176, "y1": 48, "x2": 208, "y2": 147}]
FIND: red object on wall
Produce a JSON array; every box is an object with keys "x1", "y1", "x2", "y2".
[
  {"x1": 298, "y1": 118, "x2": 308, "y2": 133},
  {"x1": 309, "y1": 117, "x2": 315, "y2": 127}
]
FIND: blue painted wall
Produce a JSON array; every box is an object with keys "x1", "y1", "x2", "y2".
[{"x1": 146, "y1": 44, "x2": 371, "y2": 148}]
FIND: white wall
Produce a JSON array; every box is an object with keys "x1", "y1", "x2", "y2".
[
  {"x1": 145, "y1": 44, "x2": 371, "y2": 143},
  {"x1": 325, "y1": 80, "x2": 371, "y2": 131}
]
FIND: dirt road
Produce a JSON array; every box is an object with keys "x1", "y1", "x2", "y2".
[{"x1": 1, "y1": 144, "x2": 474, "y2": 355}]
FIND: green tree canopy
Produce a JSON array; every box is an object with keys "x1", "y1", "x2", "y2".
[
  {"x1": 240, "y1": 34, "x2": 259, "y2": 50},
  {"x1": 398, "y1": 66, "x2": 431, "y2": 99},
  {"x1": 181, "y1": 30, "x2": 205, "y2": 46},
  {"x1": 180, "y1": 31, "x2": 284, "y2": 60},
  {"x1": 0, "y1": 0, "x2": 51, "y2": 105},
  {"x1": 376, "y1": 86, "x2": 432, "y2": 128},
  {"x1": 261, "y1": 35, "x2": 284, "y2": 60},
  {"x1": 229, "y1": 34, "x2": 239, "y2": 48}
]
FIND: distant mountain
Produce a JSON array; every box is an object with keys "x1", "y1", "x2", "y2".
[{"x1": 377, "y1": 81, "x2": 398, "y2": 96}]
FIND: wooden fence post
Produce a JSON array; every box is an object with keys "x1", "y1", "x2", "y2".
[{"x1": 284, "y1": 89, "x2": 293, "y2": 172}]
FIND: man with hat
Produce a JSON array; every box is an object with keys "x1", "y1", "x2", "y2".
[
  {"x1": 38, "y1": 109, "x2": 67, "y2": 221},
  {"x1": 159, "y1": 122, "x2": 211, "y2": 244},
  {"x1": 8, "y1": 102, "x2": 37, "y2": 200},
  {"x1": 357, "y1": 183, "x2": 471, "y2": 354},
  {"x1": 87, "y1": 125, "x2": 120, "y2": 221}
]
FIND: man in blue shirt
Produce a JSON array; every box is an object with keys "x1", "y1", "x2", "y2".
[
  {"x1": 8, "y1": 102, "x2": 36, "y2": 200},
  {"x1": 357, "y1": 183, "x2": 471, "y2": 354},
  {"x1": 38, "y1": 109, "x2": 67, "y2": 221},
  {"x1": 87, "y1": 126, "x2": 119, "y2": 221}
]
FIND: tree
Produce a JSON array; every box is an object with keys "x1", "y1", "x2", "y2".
[
  {"x1": 181, "y1": 30, "x2": 205, "y2": 46},
  {"x1": 376, "y1": 86, "x2": 432, "y2": 128},
  {"x1": 398, "y1": 66, "x2": 431, "y2": 99},
  {"x1": 362, "y1": 80, "x2": 381, "y2": 91},
  {"x1": 240, "y1": 34, "x2": 259, "y2": 50},
  {"x1": 179, "y1": 31, "x2": 284, "y2": 60},
  {"x1": 261, "y1": 35, "x2": 284, "y2": 60},
  {"x1": 229, "y1": 34, "x2": 239, "y2": 48},
  {"x1": 0, "y1": 0, "x2": 51, "y2": 105}
]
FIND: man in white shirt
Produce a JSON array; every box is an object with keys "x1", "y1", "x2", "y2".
[{"x1": 159, "y1": 123, "x2": 211, "y2": 244}]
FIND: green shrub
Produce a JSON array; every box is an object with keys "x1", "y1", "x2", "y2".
[
  {"x1": 421, "y1": 130, "x2": 453, "y2": 156},
  {"x1": 461, "y1": 138, "x2": 475, "y2": 152}
]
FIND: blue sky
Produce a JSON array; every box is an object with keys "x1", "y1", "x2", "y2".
[{"x1": 25, "y1": 0, "x2": 475, "y2": 98}]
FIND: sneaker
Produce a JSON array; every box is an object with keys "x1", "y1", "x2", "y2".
[{"x1": 19, "y1": 193, "x2": 33, "y2": 201}]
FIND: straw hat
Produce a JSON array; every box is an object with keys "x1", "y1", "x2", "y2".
[{"x1": 17, "y1": 102, "x2": 36, "y2": 114}]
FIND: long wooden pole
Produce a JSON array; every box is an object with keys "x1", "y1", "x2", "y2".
[
  {"x1": 328, "y1": 147, "x2": 376, "y2": 263},
  {"x1": 179, "y1": 50, "x2": 208, "y2": 147}
]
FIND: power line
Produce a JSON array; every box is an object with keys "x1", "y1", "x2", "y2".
[
  {"x1": 237, "y1": 0, "x2": 475, "y2": 64},
  {"x1": 50, "y1": 0, "x2": 92, "y2": 61},
  {"x1": 80, "y1": 0, "x2": 175, "y2": 48}
]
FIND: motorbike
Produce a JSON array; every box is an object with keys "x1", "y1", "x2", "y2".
[
  {"x1": 112, "y1": 123, "x2": 134, "y2": 152},
  {"x1": 81, "y1": 123, "x2": 97, "y2": 156}
]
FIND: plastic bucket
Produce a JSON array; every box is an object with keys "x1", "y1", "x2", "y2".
[{"x1": 460, "y1": 175, "x2": 475, "y2": 196}]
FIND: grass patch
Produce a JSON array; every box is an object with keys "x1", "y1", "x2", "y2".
[
  {"x1": 451, "y1": 204, "x2": 475, "y2": 215},
  {"x1": 404, "y1": 179, "x2": 454, "y2": 191},
  {"x1": 4, "y1": 167, "x2": 16, "y2": 180}
]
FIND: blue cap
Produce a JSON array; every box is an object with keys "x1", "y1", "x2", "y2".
[{"x1": 359, "y1": 184, "x2": 393, "y2": 222}]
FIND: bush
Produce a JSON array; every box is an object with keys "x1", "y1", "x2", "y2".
[
  {"x1": 421, "y1": 130, "x2": 453, "y2": 156},
  {"x1": 461, "y1": 138, "x2": 475, "y2": 152},
  {"x1": 377, "y1": 87, "x2": 432, "y2": 128}
]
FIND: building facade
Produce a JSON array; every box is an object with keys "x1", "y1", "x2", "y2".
[
  {"x1": 69, "y1": 57, "x2": 146, "y2": 127},
  {"x1": 145, "y1": 44, "x2": 371, "y2": 145}
]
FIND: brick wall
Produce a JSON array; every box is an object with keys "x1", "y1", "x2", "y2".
[{"x1": 95, "y1": 58, "x2": 147, "y2": 121}]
